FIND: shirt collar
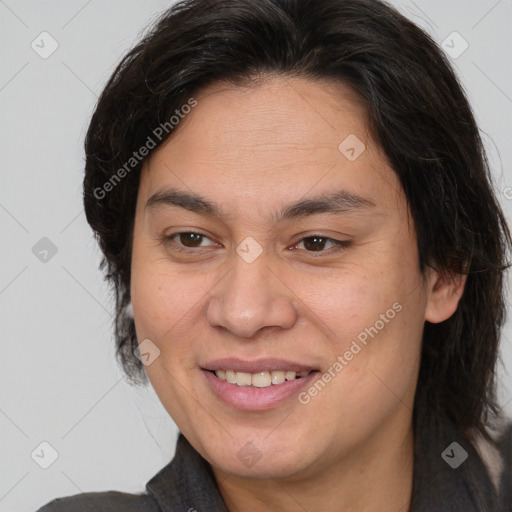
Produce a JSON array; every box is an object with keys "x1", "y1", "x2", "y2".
[{"x1": 146, "y1": 433, "x2": 229, "y2": 512}]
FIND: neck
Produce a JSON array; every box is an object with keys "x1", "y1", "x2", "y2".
[{"x1": 213, "y1": 415, "x2": 415, "y2": 512}]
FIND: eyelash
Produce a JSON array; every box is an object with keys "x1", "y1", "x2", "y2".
[{"x1": 162, "y1": 231, "x2": 351, "y2": 256}]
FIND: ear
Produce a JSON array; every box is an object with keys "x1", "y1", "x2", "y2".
[{"x1": 424, "y1": 267, "x2": 468, "y2": 323}]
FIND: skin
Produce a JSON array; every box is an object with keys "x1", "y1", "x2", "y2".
[{"x1": 130, "y1": 76, "x2": 466, "y2": 512}]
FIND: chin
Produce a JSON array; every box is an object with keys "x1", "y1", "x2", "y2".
[{"x1": 200, "y1": 428, "x2": 320, "y2": 480}]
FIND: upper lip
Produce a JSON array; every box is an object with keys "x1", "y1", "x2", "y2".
[{"x1": 202, "y1": 357, "x2": 318, "y2": 373}]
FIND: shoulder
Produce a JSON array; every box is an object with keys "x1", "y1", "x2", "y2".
[
  {"x1": 471, "y1": 416, "x2": 512, "y2": 506},
  {"x1": 36, "y1": 490, "x2": 160, "y2": 512}
]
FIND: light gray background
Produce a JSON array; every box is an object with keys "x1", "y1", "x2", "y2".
[{"x1": 1, "y1": 1, "x2": 511, "y2": 511}]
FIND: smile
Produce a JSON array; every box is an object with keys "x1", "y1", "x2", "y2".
[{"x1": 212, "y1": 369, "x2": 312, "y2": 387}]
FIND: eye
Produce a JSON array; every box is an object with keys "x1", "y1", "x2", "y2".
[
  {"x1": 164, "y1": 231, "x2": 217, "y2": 250},
  {"x1": 162, "y1": 232, "x2": 351, "y2": 255},
  {"x1": 292, "y1": 235, "x2": 351, "y2": 254}
]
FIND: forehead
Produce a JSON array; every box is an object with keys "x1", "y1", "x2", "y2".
[{"x1": 139, "y1": 76, "x2": 404, "y2": 220}]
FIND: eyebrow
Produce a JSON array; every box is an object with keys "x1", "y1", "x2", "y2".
[{"x1": 145, "y1": 187, "x2": 376, "y2": 223}]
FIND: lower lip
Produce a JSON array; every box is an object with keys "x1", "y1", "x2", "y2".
[{"x1": 202, "y1": 370, "x2": 319, "y2": 411}]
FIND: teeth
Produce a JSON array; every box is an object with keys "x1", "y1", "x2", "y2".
[
  {"x1": 271, "y1": 370, "x2": 286, "y2": 385},
  {"x1": 214, "y1": 369, "x2": 311, "y2": 387},
  {"x1": 236, "y1": 372, "x2": 252, "y2": 386},
  {"x1": 225, "y1": 370, "x2": 237, "y2": 384},
  {"x1": 252, "y1": 371, "x2": 271, "y2": 388}
]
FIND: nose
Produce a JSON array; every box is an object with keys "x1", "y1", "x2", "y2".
[{"x1": 206, "y1": 255, "x2": 299, "y2": 338}]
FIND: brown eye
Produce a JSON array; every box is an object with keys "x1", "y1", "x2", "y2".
[
  {"x1": 177, "y1": 232, "x2": 203, "y2": 247},
  {"x1": 294, "y1": 236, "x2": 351, "y2": 255},
  {"x1": 164, "y1": 231, "x2": 215, "y2": 251},
  {"x1": 301, "y1": 236, "x2": 331, "y2": 251}
]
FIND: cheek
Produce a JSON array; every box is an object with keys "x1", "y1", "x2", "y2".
[
  {"x1": 130, "y1": 254, "x2": 227, "y2": 376},
  {"x1": 131, "y1": 269, "x2": 200, "y2": 341},
  {"x1": 294, "y1": 246, "x2": 425, "y2": 373},
  {"x1": 131, "y1": 245, "x2": 179, "y2": 341},
  {"x1": 289, "y1": 260, "x2": 397, "y2": 343}
]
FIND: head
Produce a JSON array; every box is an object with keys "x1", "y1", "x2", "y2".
[{"x1": 84, "y1": 0, "x2": 511, "y2": 478}]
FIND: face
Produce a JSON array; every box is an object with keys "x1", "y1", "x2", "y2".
[{"x1": 130, "y1": 76, "x2": 460, "y2": 481}]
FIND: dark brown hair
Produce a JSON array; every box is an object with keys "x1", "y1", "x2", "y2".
[{"x1": 83, "y1": 0, "x2": 511, "y2": 441}]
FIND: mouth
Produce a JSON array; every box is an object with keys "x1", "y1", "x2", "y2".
[
  {"x1": 206, "y1": 369, "x2": 314, "y2": 388},
  {"x1": 200, "y1": 359, "x2": 320, "y2": 410}
]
